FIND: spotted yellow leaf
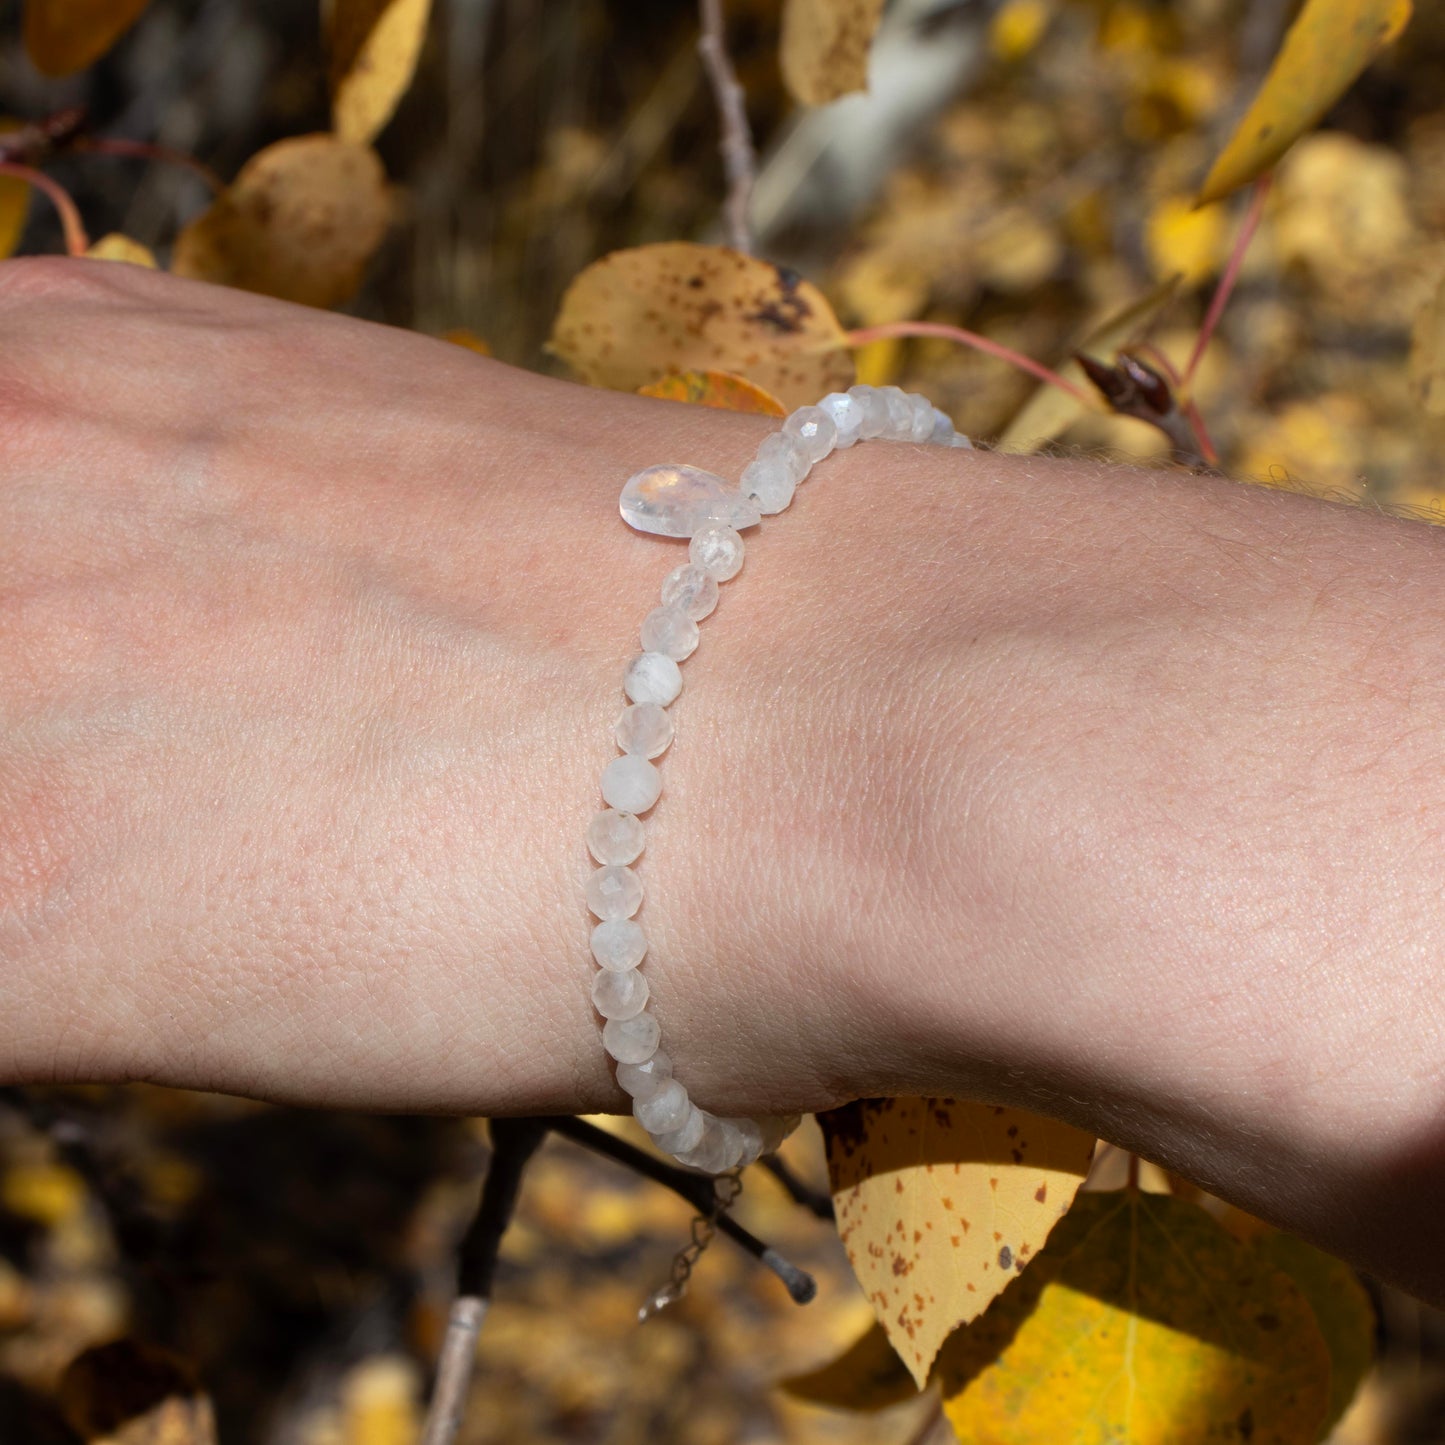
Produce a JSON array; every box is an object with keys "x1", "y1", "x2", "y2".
[
  {"x1": 779, "y1": 0, "x2": 887, "y2": 105},
  {"x1": 937, "y1": 1191, "x2": 1333, "y2": 1445},
  {"x1": 818, "y1": 1097, "x2": 1095, "y2": 1387},
  {"x1": 1198, "y1": 0, "x2": 1411, "y2": 205},
  {"x1": 549, "y1": 242, "x2": 854, "y2": 411}
]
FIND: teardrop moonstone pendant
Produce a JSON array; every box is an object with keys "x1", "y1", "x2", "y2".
[{"x1": 619, "y1": 464, "x2": 762, "y2": 538}]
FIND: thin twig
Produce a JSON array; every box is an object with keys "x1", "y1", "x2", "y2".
[
  {"x1": 1130, "y1": 342, "x2": 1220, "y2": 467},
  {"x1": 74, "y1": 136, "x2": 224, "y2": 193},
  {"x1": 843, "y1": 321, "x2": 1096, "y2": 408},
  {"x1": 1182, "y1": 173, "x2": 1272, "y2": 391},
  {"x1": 0, "y1": 162, "x2": 88, "y2": 254},
  {"x1": 420, "y1": 1118, "x2": 547, "y2": 1445},
  {"x1": 546, "y1": 1116, "x2": 817, "y2": 1303},
  {"x1": 761, "y1": 1154, "x2": 834, "y2": 1221},
  {"x1": 697, "y1": 0, "x2": 757, "y2": 253}
]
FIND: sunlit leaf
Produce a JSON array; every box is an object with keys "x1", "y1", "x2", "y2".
[
  {"x1": 59, "y1": 1338, "x2": 217, "y2": 1445},
  {"x1": 818, "y1": 1097, "x2": 1095, "y2": 1387},
  {"x1": 548, "y1": 242, "x2": 854, "y2": 410},
  {"x1": 937, "y1": 1192, "x2": 1333, "y2": 1445},
  {"x1": 23, "y1": 0, "x2": 153, "y2": 76},
  {"x1": 1198, "y1": 0, "x2": 1411, "y2": 205},
  {"x1": 997, "y1": 278, "x2": 1179, "y2": 453},
  {"x1": 779, "y1": 0, "x2": 887, "y2": 106},
  {"x1": 781, "y1": 1320, "x2": 922, "y2": 1412},
  {"x1": 639, "y1": 369, "x2": 787, "y2": 416},
  {"x1": 172, "y1": 134, "x2": 390, "y2": 309},
  {"x1": 85, "y1": 232, "x2": 158, "y2": 267},
  {"x1": 328, "y1": 0, "x2": 433, "y2": 146}
]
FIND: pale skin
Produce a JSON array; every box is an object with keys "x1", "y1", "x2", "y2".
[{"x1": 1, "y1": 257, "x2": 1442, "y2": 1301}]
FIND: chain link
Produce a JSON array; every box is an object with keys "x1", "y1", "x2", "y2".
[{"x1": 638, "y1": 1168, "x2": 744, "y2": 1320}]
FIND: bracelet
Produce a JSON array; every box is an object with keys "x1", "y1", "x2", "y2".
[{"x1": 586, "y1": 382, "x2": 972, "y2": 1175}]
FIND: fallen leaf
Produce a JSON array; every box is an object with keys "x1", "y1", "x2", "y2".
[
  {"x1": 1198, "y1": 0, "x2": 1412, "y2": 205},
  {"x1": 638, "y1": 369, "x2": 787, "y2": 416},
  {"x1": 779, "y1": 0, "x2": 887, "y2": 106},
  {"x1": 328, "y1": 0, "x2": 433, "y2": 145},
  {"x1": 1144, "y1": 195, "x2": 1227, "y2": 285},
  {"x1": 443, "y1": 327, "x2": 492, "y2": 355},
  {"x1": 85, "y1": 233, "x2": 157, "y2": 267},
  {"x1": 59, "y1": 1339, "x2": 217, "y2": 1445},
  {"x1": 937, "y1": 1191, "x2": 1333, "y2": 1445},
  {"x1": 172, "y1": 134, "x2": 390, "y2": 309},
  {"x1": 818, "y1": 1098, "x2": 1096, "y2": 1387},
  {"x1": 781, "y1": 1320, "x2": 922, "y2": 1412},
  {"x1": 997, "y1": 278, "x2": 1179, "y2": 453},
  {"x1": 548, "y1": 242, "x2": 854, "y2": 410},
  {"x1": 22, "y1": 0, "x2": 153, "y2": 75}
]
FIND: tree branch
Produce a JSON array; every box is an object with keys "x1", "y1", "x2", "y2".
[{"x1": 697, "y1": 0, "x2": 757, "y2": 253}]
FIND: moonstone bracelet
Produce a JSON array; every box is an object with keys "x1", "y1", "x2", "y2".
[{"x1": 588, "y1": 383, "x2": 972, "y2": 1175}]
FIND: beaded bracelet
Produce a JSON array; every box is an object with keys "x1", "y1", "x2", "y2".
[{"x1": 586, "y1": 382, "x2": 972, "y2": 1175}]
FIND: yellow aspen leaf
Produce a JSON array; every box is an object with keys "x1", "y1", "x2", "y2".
[
  {"x1": 1, "y1": 1161, "x2": 86, "y2": 1226},
  {"x1": 339, "y1": 1356, "x2": 421, "y2": 1445},
  {"x1": 989, "y1": 0, "x2": 1053, "y2": 64},
  {"x1": 779, "y1": 0, "x2": 887, "y2": 106},
  {"x1": 638, "y1": 369, "x2": 787, "y2": 416},
  {"x1": 997, "y1": 277, "x2": 1179, "y2": 453},
  {"x1": 818, "y1": 1097, "x2": 1096, "y2": 1387},
  {"x1": 59, "y1": 1338, "x2": 217, "y2": 1445},
  {"x1": 0, "y1": 121, "x2": 29, "y2": 260},
  {"x1": 1144, "y1": 196, "x2": 1227, "y2": 286},
  {"x1": 781, "y1": 1320, "x2": 922, "y2": 1412},
  {"x1": 443, "y1": 327, "x2": 492, "y2": 355},
  {"x1": 937, "y1": 1192, "x2": 1333, "y2": 1445},
  {"x1": 172, "y1": 134, "x2": 390, "y2": 309},
  {"x1": 1197, "y1": 0, "x2": 1411, "y2": 205},
  {"x1": 23, "y1": 0, "x2": 153, "y2": 75},
  {"x1": 85, "y1": 232, "x2": 158, "y2": 267},
  {"x1": 328, "y1": 0, "x2": 433, "y2": 146},
  {"x1": 548, "y1": 243, "x2": 854, "y2": 411}
]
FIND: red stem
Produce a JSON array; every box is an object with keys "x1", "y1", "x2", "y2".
[
  {"x1": 1182, "y1": 173, "x2": 1272, "y2": 391},
  {"x1": 0, "y1": 162, "x2": 88, "y2": 255},
  {"x1": 843, "y1": 320, "x2": 1096, "y2": 409},
  {"x1": 75, "y1": 136, "x2": 224, "y2": 194}
]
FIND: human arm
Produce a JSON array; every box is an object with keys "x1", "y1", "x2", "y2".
[{"x1": 1, "y1": 257, "x2": 1441, "y2": 1298}]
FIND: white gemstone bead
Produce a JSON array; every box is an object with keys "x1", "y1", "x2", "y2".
[
  {"x1": 661, "y1": 563, "x2": 719, "y2": 621},
  {"x1": 616, "y1": 1049, "x2": 672, "y2": 1099},
  {"x1": 590, "y1": 917, "x2": 648, "y2": 971},
  {"x1": 601, "y1": 754, "x2": 662, "y2": 813},
  {"x1": 586, "y1": 864, "x2": 642, "y2": 919},
  {"x1": 653, "y1": 1103, "x2": 707, "y2": 1155},
  {"x1": 739, "y1": 455, "x2": 796, "y2": 515},
  {"x1": 756, "y1": 432, "x2": 810, "y2": 483},
  {"x1": 880, "y1": 387, "x2": 914, "y2": 439},
  {"x1": 679, "y1": 1115, "x2": 743, "y2": 1173},
  {"x1": 818, "y1": 391, "x2": 864, "y2": 447},
  {"x1": 949, "y1": 431, "x2": 975, "y2": 449},
  {"x1": 689, "y1": 523, "x2": 745, "y2": 582},
  {"x1": 615, "y1": 702, "x2": 673, "y2": 759},
  {"x1": 757, "y1": 1114, "x2": 802, "y2": 1154},
  {"x1": 783, "y1": 406, "x2": 838, "y2": 462},
  {"x1": 591, "y1": 966, "x2": 650, "y2": 1020},
  {"x1": 908, "y1": 395, "x2": 935, "y2": 442},
  {"x1": 849, "y1": 384, "x2": 890, "y2": 438},
  {"x1": 587, "y1": 808, "x2": 645, "y2": 865},
  {"x1": 929, "y1": 407, "x2": 955, "y2": 445},
  {"x1": 640, "y1": 606, "x2": 698, "y2": 661},
  {"x1": 603, "y1": 1010, "x2": 661, "y2": 1064},
  {"x1": 634, "y1": 1077, "x2": 692, "y2": 1134},
  {"x1": 619, "y1": 464, "x2": 762, "y2": 538},
  {"x1": 623, "y1": 651, "x2": 682, "y2": 706},
  {"x1": 727, "y1": 1116, "x2": 765, "y2": 1168}
]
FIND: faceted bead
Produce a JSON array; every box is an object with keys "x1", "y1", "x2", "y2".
[
  {"x1": 849, "y1": 384, "x2": 890, "y2": 438},
  {"x1": 880, "y1": 386, "x2": 914, "y2": 439},
  {"x1": 623, "y1": 651, "x2": 682, "y2": 706},
  {"x1": 908, "y1": 395, "x2": 935, "y2": 442},
  {"x1": 756, "y1": 431, "x2": 810, "y2": 483},
  {"x1": 591, "y1": 966, "x2": 650, "y2": 1020},
  {"x1": 634, "y1": 1078, "x2": 692, "y2": 1134},
  {"x1": 586, "y1": 864, "x2": 642, "y2": 919},
  {"x1": 619, "y1": 464, "x2": 761, "y2": 538},
  {"x1": 728, "y1": 1117, "x2": 765, "y2": 1168},
  {"x1": 689, "y1": 524, "x2": 745, "y2": 582},
  {"x1": 615, "y1": 702, "x2": 673, "y2": 758},
  {"x1": 949, "y1": 431, "x2": 975, "y2": 449},
  {"x1": 929, "y1": 407, "x2": 954, "y2": 445},
  {"x1": 587, "y1": 808, "x2": 644, "y2": 865},
  {"x1": 590, "y1": 917, "x2": 648, "y2": 971},
  {"x1": 783, "y1": 406, "x2": 838, "y2": 462},
  {"x1": 653, "y1": 1103, "x2": 707, "y2": 1155},
  {"x1": 757, "y1": 1113, "x2": 802, "y2": 1154},
  {"x1": 640, "y1": 606, "x2": 698, "y2": 661},
  {"x1": 679, "y1": 1116, "x2": 742, "y2": 1173},
  {"x1": 601, "y1": 754, "x2": 662, "y2": 813},
  {"x1": 739, "y1": 455, "x2": 795, "y2": 515},
  {"x1": 616, "y1": 1049, "x2": 672, "y2": 1099},
  {"x1": 603, "y1": 1010, "x2": 661, "y2": 1064},
  {"x1": 661, "y1": 563, "x2": 719, "y2": 621},
  {"x1": 818, "y1": 391, "x2": 865, "y2": 447}
]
